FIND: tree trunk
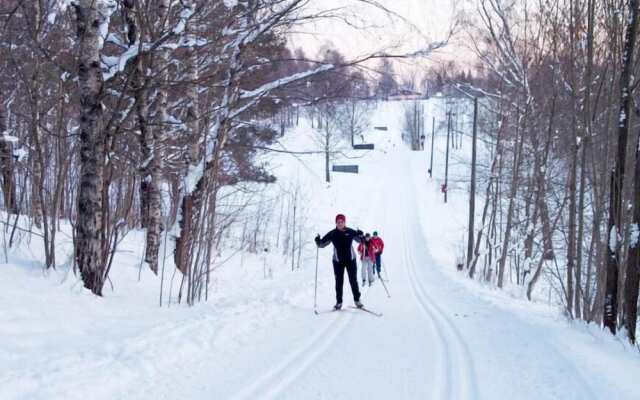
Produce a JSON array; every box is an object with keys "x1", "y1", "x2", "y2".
[
  {"x1": 74, "y1": 0, "x2": 111, "y2": 295},
  {"x1": 136, "y1": 56, "x2": 152, "y2": 229},
  {"x1": 527, "y1": 255, "x2": 546, "y2": 301},
  {"x1": 185, "y1": 9, "x2": 200, "y2": 166},
  {"x1": 523, "y1": 89, "x2": 555, "y2": 277},
  {"x1": 0, "y1": 90, "x2": 16, "y2": 214},
  {"x1": 29, "y1": 0, "x2": 43, "y2": 229},
  {"x1": 624, "y1": 129, "x2": 640, "y2": 343},
  {"x1": 497, "y1": 115, "x2": 525, "y2": 288},
  {"x1": 143, "y1": 0, "x2": 170, "y2": 275},
  {"x1": 567, "y1": 138, "x2": 577, "y2": 316},
  {"x1": 175, "y1": 0, "x2": 202, "y2": 276},
  {"x1": 577, "y1": 0, "x2": 596, "y2": 321},
  {"x1": 575, "y1": 136, "x2": 587, "y2": 319},
  {"x1": 604, "y1": 0, "x2": 638, "y2": 334},
  {"x1": 129, "y1": 0, "x2": 165, "y2": 275},
  {"x1": 565, "y1": 0, "x2": 579, "y2": 316},
  {"x1": 471, "y1": 114, "x2": 504, "y2": 279}
]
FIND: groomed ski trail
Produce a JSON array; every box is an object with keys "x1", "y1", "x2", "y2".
[
  {"x1": 230, "y1": 310, "x2": 354, "y2": 400},
  {"x1": 400, "y1": 165, "x2": 479, "y2": 400},
  {"x1": 253, "y1": 148, "x2": 472, "y2": 399}
]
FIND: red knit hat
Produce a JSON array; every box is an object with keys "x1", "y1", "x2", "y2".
[{"x1": 335, "y1": 214, "x2": 346, "y2": 223}]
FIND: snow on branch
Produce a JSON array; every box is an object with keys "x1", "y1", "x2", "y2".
[
  {"x1": 97, "y1": 0, "x2": 118, "y2": 52},
  {"x1": 102, "y1": 42, "x2": 139, "y2": 81},
  {"x1": 239, "y1": 64, "x2": 334, "y2": 100},
  {"x1": 173, "y1": 4, "x2": 195, "y2": 35}
]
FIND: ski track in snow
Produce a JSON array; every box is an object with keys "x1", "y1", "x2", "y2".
[
  {"x1": 402, "y1": 221, "x2": 478, "y2": 399},
  {"x1": 229, "y1": 285, "x2": 381, "y2": 400},
  {"x1": 405, "y1": 145, "x2": 601, "y2": 400},
  {"x1": 229, "y1": 307, "x2": 354, "y2": 400},
  {"x1": 395, "y1": 152, "x2": 478, "y2": 400}
]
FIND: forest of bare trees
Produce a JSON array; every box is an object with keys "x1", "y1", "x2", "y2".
[
  {"x1": 0, "y1": 1, "x2": 445, "y2": 306},
  {"x1": 0, "y1": 0, "x2": 329, "y2": 302},
  {"x1": 454, "y1": 0, "x2": 640, "y2": 343}
]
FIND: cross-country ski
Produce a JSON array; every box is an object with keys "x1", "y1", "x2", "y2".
[{"x1": 349, "y1": 306, "x2": 383, "y2": 317}]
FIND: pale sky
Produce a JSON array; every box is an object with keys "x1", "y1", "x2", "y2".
[{"x1": 288, "y1": 0, "x2": 464, "y2": 81}]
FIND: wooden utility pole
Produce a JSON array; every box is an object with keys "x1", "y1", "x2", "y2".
[
  {"x1": 467, "y1": 98, "x2": 478, "y2": 269},
  {"x1": 429, "y1": 117, "x2": 435, "y2": 177},
  {"x1": 411, "y1": 101, "x2": 420, "y2": 150},
  {"x1": 444, "y1": 111, "x2": 451, "y2": 203}
]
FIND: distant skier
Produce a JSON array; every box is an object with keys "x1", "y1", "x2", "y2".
[
  {"x1": 357, "y1": 233, "x2": 377, "y2": 286},
  {"x1": 315, "y1": 214, "x2": 364, "y2": 310},
  {"x1": 371, "y1": 231, "x2": 385, "y2": 277}
]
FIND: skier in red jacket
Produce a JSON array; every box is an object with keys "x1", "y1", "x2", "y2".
[
  {"x1": 358, "y1": 233, "x2": 378, "y2": 286},
  {"x1": 371, "y1": 231, "x2": 384, "y2": 277}
]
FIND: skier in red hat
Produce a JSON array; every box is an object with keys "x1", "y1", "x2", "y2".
[{"x1": 315, "y1": 214, "x2": 364, "y2": 310}]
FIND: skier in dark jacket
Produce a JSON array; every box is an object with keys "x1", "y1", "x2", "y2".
[{"x1": 315, "y1": 213, "x2": 364, "y2": 310}]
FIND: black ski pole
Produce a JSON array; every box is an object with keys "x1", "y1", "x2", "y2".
[{"x1": 380, "y1": 259, "x2": 389, "y2": 281}]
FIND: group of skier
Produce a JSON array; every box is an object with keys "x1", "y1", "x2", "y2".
[
  {"x1": 315, "y1": 213, "x2": 385, "y2": 311},
  {"x1": 358, "y1": 231, "x2": 384, "y2": 286}
]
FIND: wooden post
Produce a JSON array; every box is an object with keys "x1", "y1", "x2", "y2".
[
  {"x1": 444, "y1": 111, "x2": 451, "y2": 203},
  {"x1": 467, "y1": 98, "x2": 478, "y2": 269},
  {"x1": 429, "y1": 117, "x2": 435, "y2": 177}
]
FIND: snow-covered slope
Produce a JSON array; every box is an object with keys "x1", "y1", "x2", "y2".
[{"x1": 1, "y1": 100, "x2": 639, "y2": 400}]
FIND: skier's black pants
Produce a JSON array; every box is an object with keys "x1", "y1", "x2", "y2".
[
  {"x1": 375, "y1": 254, "x2": 382, "y2": 275},
  {"x1": 333, "y1": 259, "x2": 360, "y2": 303}
]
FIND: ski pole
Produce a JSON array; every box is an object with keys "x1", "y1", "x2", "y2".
[
  {"x1": 314, "y1": 244, "x2": 319, "y2": 313},
  {"x1": 379, "y1": 267, "x2": 391, "y2": 298},
  {"x1": 383, "y1": 259, "x2": 389, "y2": 281}
]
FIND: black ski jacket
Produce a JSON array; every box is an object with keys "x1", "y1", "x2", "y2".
[{"x1": 317, "y1": 228, "x2": 363, "y2": 262}]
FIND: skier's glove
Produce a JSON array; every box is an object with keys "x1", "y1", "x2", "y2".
[
  {"x1": 315, "y1": 234, "x2": 321, "y2": 246},
  {"x1": 355, "y1": 229, "x2": 363, "y2": 236}
]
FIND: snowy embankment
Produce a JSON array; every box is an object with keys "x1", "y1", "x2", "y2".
[{"x1": 1, "y1": 100, "x2": 640, "y2": 400}]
